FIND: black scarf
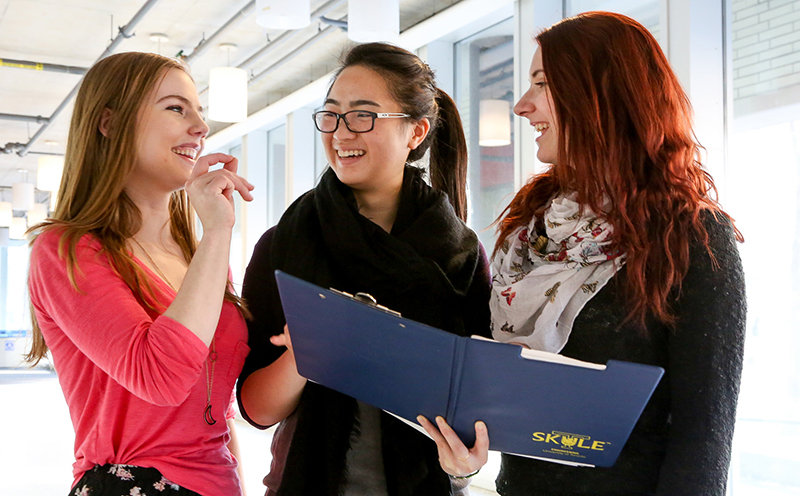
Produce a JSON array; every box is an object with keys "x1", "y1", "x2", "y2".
[{"x1": 270, "y1": 166, "x2": 481, "y2": 496}]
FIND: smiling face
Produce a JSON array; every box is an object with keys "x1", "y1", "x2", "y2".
[
  {"x1": 322, "y1": 65, "x2": 428, "y2": 198},
  {"x1": 125, "y1": 68, "x2": 209, "y2": 196},
  {"x1": 514, "y1": 47, "x2": 559, "y2": 165}
]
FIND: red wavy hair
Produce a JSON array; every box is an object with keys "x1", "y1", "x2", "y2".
[{"x1": 496, "y1": 11, "x2": 742, "y2": 327}]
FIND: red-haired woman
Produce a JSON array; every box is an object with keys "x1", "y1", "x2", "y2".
[{"x1": 419, "y1": 11, "x2": 746, "y2": 495}]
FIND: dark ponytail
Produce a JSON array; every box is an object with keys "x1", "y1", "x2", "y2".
[
  {"x1": 333, "y1": 42, "x2": 469, "y2": 221},
  {"x1": 429, "y1": 88, "x2": 467, "y2": 221}
]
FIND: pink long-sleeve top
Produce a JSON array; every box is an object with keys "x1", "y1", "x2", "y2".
[{"x1": 29, "y1": 230, "x2": 250, "y2": 496}]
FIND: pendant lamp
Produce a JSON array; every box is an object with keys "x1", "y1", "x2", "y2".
[
  {"x1": 0, "y1": 202, "x2": 12, "y2": 227},
  {"x1": 348, "y1": 0, "x2": 399, "y2": 43},
  {"x1": 12, "y1": 169, "x2": 35, "y2": 211},
  {"x1": 37, "y1": 155, "x2": 64, "y2": 192},
  {"x1": 209, "y1": 44, "x2": 248, "y2": 123},
  {"x1": 9, "y1": 217, "x2": 27, "y2": 240},
  {"x1": 479, "y1": 99, "x2": 512, "y2": 147},
  {"x1": 27, "y1": 203, "x2": 48, "y2": 228},
  {"x1": 256, "y1": 0, "x2": 310, "y2": 30}
]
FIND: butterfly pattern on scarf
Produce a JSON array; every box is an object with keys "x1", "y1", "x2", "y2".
[{"x1": 490, "y1": 193, "x2": 626, "y2": 352}]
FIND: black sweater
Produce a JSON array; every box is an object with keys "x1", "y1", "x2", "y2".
[
  {"x1": 237, "y1": 167, "x2": 493, "y2": 496},
  {"x1": 496, "y1": 214, "x2": 746, "y2": 495}
]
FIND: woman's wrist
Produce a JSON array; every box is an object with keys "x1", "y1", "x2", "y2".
[{"x1": 448, "y1": 468, "x2": 480, "y2": 480}]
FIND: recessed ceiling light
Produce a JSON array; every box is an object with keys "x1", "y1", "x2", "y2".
[{"x1": 44, "y1": 140, "x2": 58, "y2": 146}]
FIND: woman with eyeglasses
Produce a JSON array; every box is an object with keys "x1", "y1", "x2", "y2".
[{"x1": 236, "y1": 42, "x2": 492, "y2": 495}]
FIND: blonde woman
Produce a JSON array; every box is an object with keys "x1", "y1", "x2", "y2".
[{"x1": 26, "y1": 52, "x2": 253, "y2": 496}]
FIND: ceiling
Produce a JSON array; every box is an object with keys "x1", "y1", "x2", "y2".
[{"x1": 0, "y1": 0, "x2": 464, "y2": 191}]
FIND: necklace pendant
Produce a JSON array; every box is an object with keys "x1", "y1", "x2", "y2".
[{"x1": 204, "y1": 404, "x2": 217, "y2": 425}]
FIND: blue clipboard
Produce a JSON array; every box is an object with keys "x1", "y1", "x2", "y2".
[{"x1": 275, "y1": 270, "x2": 664, "y2": 467}]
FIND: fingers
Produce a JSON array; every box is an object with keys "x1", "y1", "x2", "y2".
[
  {"x1": 416, "y1": 415, "x2": 489, "y2": 477},
  {"x1": 270, "y1": 324, "x2": 294, "y2": 352},
  {"x1": 188, "y1": 160, "x2": 255, "y2": 202},
  {"x1": 220, "y1": 154, "x2": 239, "y2": 174},
  {"x1": 436, "y1": 416, "x2": 471, "y2": 460},
  {"x1": 190, "y1": 152, "x2": 231, "y2": 180},
  {"x1": 233, "y1": 174, "x2": 255, "y2": 201},
  {"x1": 211, "y1": 170, "x2": 254, "y2": 202},
  {"x1": 473, "y1": 421, "x2": 489, "y2": 455},
  {"x1": 270, "y1": 334, "x2": 288, "y2": 347},
  {"x1": 417, "y1": 415, "x2": 448, "y2": 445}
]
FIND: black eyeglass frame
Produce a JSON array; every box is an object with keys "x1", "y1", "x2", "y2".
[{"x1": 312, "y1": 110, "x2": 411, "y2": 133}]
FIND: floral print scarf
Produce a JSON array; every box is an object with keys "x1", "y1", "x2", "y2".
[{"x1": 490, "y1": 193, "x2": 625, "y2": 352}]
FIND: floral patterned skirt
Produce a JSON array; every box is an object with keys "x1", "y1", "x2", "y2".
[{"x1": 71, "y1": 464, "x2": 202, "y2": 496}]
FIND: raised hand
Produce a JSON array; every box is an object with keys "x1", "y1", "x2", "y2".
[{"x1": 185, "y1": 153, "x2": 254, "y2": 231}]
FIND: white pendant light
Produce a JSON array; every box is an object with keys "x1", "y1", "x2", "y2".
[
  {"x1": 0, "y1": 202, "x2": 12, "y2": 227},
  {"x1": 12, "y1": 168, "x2": 35, "y2": 211},
  {"x1": 37, "y1": 155, "x2": 65, "y2": 192},
  {"x1": 479, "y1": 99, "x2": 512, "y2": 147},
  {"x1": 9, "y1": 217, "x2": 27, "y2": 240},
  {"x1": 348, "y1": 0, "x2": 399, "y2": 43},
  {"x1": 209, "y1": 44, "x2": 248, "y2": 123},
  {"x1": 209, "y1": 67, "x2": 248, "y2": 122},
  {"x1": 12, "y1": 177, "x2": 35, "y2": 211},
  {"x1": 255, "y1": 0, "x2": 310, "y2": 30},
  {"x1": 27, "y1": 203, "x2": 48, "y2": 228}
]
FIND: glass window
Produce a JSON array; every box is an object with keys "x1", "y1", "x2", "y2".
[
  {"x1": 228, "y1": 144, "x2": 244, "y2": 288},
  {"x1": 566, "y1": 0, "x2": 661, "y2": 45},
  {"x1": 726, "y1": 0, "x2": 800, "y2": 494},
  {"x1": 314, "y1": 109, "x2": 329, "y2": 185},
  {"x1": 456, "y1": 18, "x2": 515, "y2": 251},
  {"x1": 267, "y1": 124, "x2": 287, "y2": 227},
  {"x1": 1, "y1": 244, "x2": 29, "y2": 331},
  {"x1": 0, "y1": 239, "x2": 34, "y2": 367}
]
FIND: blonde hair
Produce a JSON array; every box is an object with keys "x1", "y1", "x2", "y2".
[{"x1": 25, "y1": 52, "x2": 247, "y2": 365}]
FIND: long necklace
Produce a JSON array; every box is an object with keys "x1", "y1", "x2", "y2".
[
  {"x1": 130, "y1": 237, "x2": 179, "y2": 292},
  {"x1": 130, "y1": 236, "x2": 218, "y2": 425},
  {"x1": 204, "y1": 339, "x2": 218, "y2": 425}
]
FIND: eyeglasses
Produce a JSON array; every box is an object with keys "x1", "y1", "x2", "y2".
[{"x1": 312, "y1": 110, "x2": 410, "y2": 133}]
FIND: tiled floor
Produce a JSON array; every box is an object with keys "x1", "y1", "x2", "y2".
[{"x1": 1, "y1": 368, "x2": 499, "y2": 495}]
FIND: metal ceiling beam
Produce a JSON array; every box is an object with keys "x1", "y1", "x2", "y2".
[
  {"x1": 248, "y1": 25, "x2": 337, "y2": 87},
  {"x1": 237, "y1": 0, "x2": 344, "y2": 70},
  {"x1": 197, "y1": 0, "x2": 345, "y2": 96},
  {"x1": 319, "y1": 16, "x2": 347, "y2": 30},
  {"x1": 0, "y1": 58, "x2": 87, "y2": 75},
  {"x1": 17, "y1": 0, "x2": 164, "y2": 157},
  {"x1": 8, "y1": 0, "x2": 344, "y2": 155},
  {"x1": 182, "y1": 1, "x2": 256, "y2": 64},
  {"x1": 0, "y1": 113, "x2": 50, "y2": 124},
  {"x1": 205, "y1": 0, "x2": 517, "y2": 151}
]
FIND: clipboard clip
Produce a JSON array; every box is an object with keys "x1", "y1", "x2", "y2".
[{"x1": 328, "y1": 287, "x2": 402, "y2": 317}]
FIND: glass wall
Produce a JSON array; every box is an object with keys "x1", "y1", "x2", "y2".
[
  {"x1": 0, "y1": 242, "x2": 31, "y2": 367},
  {"x1": 267, "y1": 124, "x2": 287, "y2": 228},
  {"x1": 566, "y1": 0, "x2": 661, "y2": 42},
  {"x1": 314, "y1": 110, "x2": 329, "y2": 185},
  {"x1": 0, "y1": 244, "x2": 28, "y2": 332},
  {"x1": 228, "y1": 144, "x2": 245, "y2": 288},
  {"x1": 726, "y1": 0, "x2": 800, "y2": 494},
  {"x1": 456, "y1": 18, "x2": 516, "y2": 250}
]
